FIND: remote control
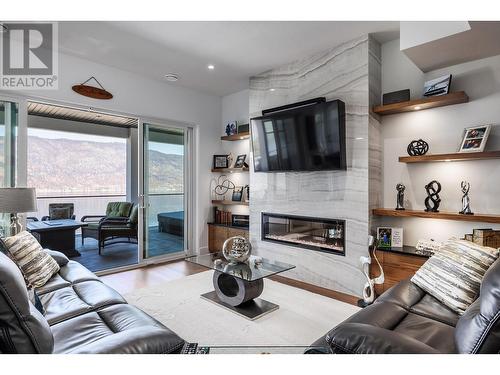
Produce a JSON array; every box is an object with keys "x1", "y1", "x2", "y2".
[{"x1": 181, "y1": 342, "x2": 198, "y2": 354}]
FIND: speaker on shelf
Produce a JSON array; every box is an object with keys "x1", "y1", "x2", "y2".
[{"x1": 382, "y1": 89, "x2": 410, "y2": 105}]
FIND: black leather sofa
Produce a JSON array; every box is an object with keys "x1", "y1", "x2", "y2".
[
  {"x1": 0, "y1": 250, "x2": 185, "y2": 354},
  {"x1": 307, "y1": 256, "x2": 500, "y2": 354}
]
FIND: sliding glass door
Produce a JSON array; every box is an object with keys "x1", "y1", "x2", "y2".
[{"x1": 139, "y1": 122, "x2": 191, "y2": 260}]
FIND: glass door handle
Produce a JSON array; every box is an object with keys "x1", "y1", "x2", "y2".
[{"x1": 138, "y1": 194, "x2": 145, "y2": 209}]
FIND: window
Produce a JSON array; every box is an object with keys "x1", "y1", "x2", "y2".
[{"x1": 27, "y1": 128, "x2": 127, "y2": 219}]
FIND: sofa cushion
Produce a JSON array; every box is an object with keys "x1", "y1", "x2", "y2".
[
  {"x1": 37, "y1": 260, "x2": 99, "y2": 295},
  {"x1": 4, "y1": 231, "x2": 60, "y2": 288},
  {"x1": 392, "y1": 311, "x2": 456, "y2": 353},
  {"x1": 44, "y1": 249, "x2": 69, "y2": 267},
  {"x1": 377, "y1": 279, "x2": 459, "y2": 326},
  {"x1": 0, "y1": 252, "x2": 54, "y2": 353},
  {"x1": 411, "y1": 239, "x2": 499, "y2": 314},
  {"x1": 455, "y1": 257, "x2": 500, "y2": 353},
  {"x1": 51, "y1": 304, "x2": 185, "y2": 354},
  {"x1": 39, "y1": 280, "x2": 126, "y2": 325}
]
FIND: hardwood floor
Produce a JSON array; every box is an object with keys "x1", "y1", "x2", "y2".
[
  {"x1": 101, "y1": 259, "x2": 359, "y2": 306},
  {"x1": 100, "y1": 260, "x2": 206, "y2": 295}
]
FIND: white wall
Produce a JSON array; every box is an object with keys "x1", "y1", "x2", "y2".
[
  {"x1": 380, "y1": 40, "x2": 500, "y2": 245},
  {"x1": 1, "y1": 50, "x2": 222, "y2": 253}
]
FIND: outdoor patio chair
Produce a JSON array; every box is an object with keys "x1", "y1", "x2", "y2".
[
  {"x1": 81, "y1": 202, "x2": 137, "y2": 254},
  {"x1": 41, "y1": 203, "x2": 76, "y2": 221}
]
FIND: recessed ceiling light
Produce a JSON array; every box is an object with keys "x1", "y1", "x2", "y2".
[
  {"x1": 164, "y1": 73, "x2": 179, "y2": 82},
  {"x1": 269, "y1": 88, "x2": 275, "y2": 92},
  {"x1": 414, "y1": 106, "x2": 421, "y2": 110},
  {"x1": 355, "y1": 137, "x2": 364, "y2": 140},
  {"x1": 207, "y1": 64, "x2": 215, "y2": 70}
]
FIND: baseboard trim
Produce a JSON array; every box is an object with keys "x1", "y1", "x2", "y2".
[{"x1": 269, "y1": 275, "x2": 359, "y2": 306}]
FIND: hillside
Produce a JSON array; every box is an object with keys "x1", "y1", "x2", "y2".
[{"x1": 27, "y1": 136, "x2": 183, "y2": 196}]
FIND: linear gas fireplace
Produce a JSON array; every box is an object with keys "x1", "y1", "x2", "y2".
[{"x1": 261, "y1": 213, "x2": 345, "y2": 256}]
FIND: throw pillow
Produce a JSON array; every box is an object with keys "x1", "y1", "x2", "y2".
[
  {"x1": 411, "y1": 239, "x2": 499, "y2": 315},
  {"x1": 4, "y1": 231, "x2": 60, "y2": 288}
]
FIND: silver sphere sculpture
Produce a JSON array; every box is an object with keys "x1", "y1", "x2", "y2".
[{"x1": 222, "y1": 236, "x2": 252, "y2": 264}]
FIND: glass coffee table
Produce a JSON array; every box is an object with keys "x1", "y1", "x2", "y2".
[{"x1": 186, "y1": 253, "x2": 295, "y2": 320}]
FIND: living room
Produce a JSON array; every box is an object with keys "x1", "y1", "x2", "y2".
[{"x1": 0, "y1": 1, "x2": 499, "y2": 373}]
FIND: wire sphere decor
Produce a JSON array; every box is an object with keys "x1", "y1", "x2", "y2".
[{"x1": 407, "y1": 139, "x2": 429, "y2": 156}]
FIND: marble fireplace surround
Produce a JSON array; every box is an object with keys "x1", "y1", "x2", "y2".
[{"x1": 249, "y1": 35, "x2": 382, "y2": 297}]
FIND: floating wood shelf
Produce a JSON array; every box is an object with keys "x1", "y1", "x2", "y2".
[
  {"x1": 373, "y1": 208, "x2": 500, "y2": 224},
  {"x1": 212, "y1": 200, "x2": 249, "y2": 206},
  {"x1": 399, "y1": 150, "x2": 500, "y2": 163},
  {"x1": 373, "y1": 91, "x2": 469, "y2": 116},
  {"x1": 211, "y1": 167, "x2": 249, "y2": 173},
  {"x1": 221, "y1": 131, "x2": 250, "y2": 141}
]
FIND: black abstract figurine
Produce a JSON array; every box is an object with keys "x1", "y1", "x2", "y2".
[
  {"x1": 459, "y1": 181, "x2": 474, "y2": 215},
  {"x1": 424, "y1": 180, "x2": 441, "y2": 212},
  {"x1": 407, "y1": 139, "x2": 429, "y2": 156},
  {"x1": 395, "y1": 183, "x2": 405, "y2": 210}
]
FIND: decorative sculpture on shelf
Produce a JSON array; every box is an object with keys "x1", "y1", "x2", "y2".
[
  {"x1": 395, "y1": 183, "x2": 406, "y2": 210},
  {"x1": 222, "y1": 236, "x2": 252, "y2": 264},
  {"x1": 358, "y1": 235, "x2": 384, "y2": 307},
  {"x1": 424, "y1": 180, "x2": 442, "y2": 212},
  {"x1": 407, "y1": 139, "x2": 429, "y2": 156},
  {"x1": 459, "y1": 181, "x2": 474, "y2": 215}
]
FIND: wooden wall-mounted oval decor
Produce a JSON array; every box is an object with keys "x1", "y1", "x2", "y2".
[{"x1": 72, "y1": 76, "x2": 113, "y2": 100}]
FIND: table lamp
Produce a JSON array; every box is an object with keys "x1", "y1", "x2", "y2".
[{"x1": 0, "y1": 188, "x2": 37, "y2": 236}]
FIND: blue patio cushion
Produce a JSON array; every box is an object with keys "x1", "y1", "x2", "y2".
[{"x1": 105, "y1": 202, "x2": 132, "y2": 218}]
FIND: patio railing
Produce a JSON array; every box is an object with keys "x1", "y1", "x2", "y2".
[{"x1": 28, "y1": 193, "x2": 184, "y2": 227}]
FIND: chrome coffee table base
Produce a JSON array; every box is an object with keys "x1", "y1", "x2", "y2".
[
  {"x1": 200, "y1": 270, "x2": 279, "y2": 320},
  {"x1": 201, "y1": 291, "x2": 279, "y2": 320}
]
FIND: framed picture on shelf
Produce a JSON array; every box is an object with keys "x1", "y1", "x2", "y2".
[
  {"x1": 232, "y1": 186, "x2": 243, "y2": 201},
  {"x1": 225, "y1": 121, "x2": 238, "y2": 136},
  {"x1": 377, "y1": 227, "x2": 403, "y2": 248},
  {"x1": 237, "y1": 123, "x2": 249, "y2": 134},
  {"x1": 377, "y1": 227, "x2": 392, "y2": 248},
  {"x1": 234, "y1": 154, "x2": 247, "y2": 168},
  {"x1": 423, "y1": 74, "x2": 452, "y2": 97},
  {"x1": 459, "y1": 125, "x2": 491, "y2": 153},
  {"x1": 213, "y1": 155, "x2": 229, "y2": 169}
]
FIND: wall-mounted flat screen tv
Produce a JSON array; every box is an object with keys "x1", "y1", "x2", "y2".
[{"x1": 250, "y1": 99, "x2": 346, "y2": 172}]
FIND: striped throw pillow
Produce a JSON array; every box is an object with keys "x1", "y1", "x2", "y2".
[
  {"x1": 411, "y1": 239, "x2": 499, "y2": 315},
  {"x1": 4, "y1": 231, "x2": 60, "y2": 288}
]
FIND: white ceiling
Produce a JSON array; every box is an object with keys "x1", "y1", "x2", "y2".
[{"x1": 58, "y1": 21, "x2": 399, "y2": 96}]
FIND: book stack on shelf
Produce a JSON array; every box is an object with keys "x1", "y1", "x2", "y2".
[{"x1": 214, "y1": 207, "x2": 232, "y2": 226}]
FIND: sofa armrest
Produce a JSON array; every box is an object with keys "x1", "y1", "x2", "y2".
[
  {"x1": 43, "y1": 249, "x2": 69, "y2": 266},
  {"x1": 66, "y1": 327, "x2": 185, "y2": 354},
  {"x1": 325, "y1": 323, "x2": 441, "y2": 354}
]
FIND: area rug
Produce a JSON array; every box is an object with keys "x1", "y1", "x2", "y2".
[{"x1": 124, "y1": 271, "x2": 360, "y2": 346}]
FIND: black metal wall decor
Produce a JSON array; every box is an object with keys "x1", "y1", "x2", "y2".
[
  {"x1": 424, "y1": 180, "x2": 442, "y2": 212},
  {"x1": 395, "y1": 183, "x2": 405, "y2": 210},
  {"x1": 459, "y1": 181, "x2": 474, "y2": 215},
  {"x1": 407, "y1": 139, "x2": 429, "y2": 156}
]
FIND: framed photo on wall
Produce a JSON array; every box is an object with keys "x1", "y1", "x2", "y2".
[{"x1": 459, "y1": 125, "x2": 491, "y2": 153}]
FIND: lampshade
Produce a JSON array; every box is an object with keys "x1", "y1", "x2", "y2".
[{"x1": 0, "y1": 188, "x2": 37, "y2": 213}]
